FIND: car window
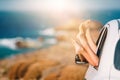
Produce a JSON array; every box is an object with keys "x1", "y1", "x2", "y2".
[
  {"x1": 114, "y1": 20, "x2": 120, "y2": 70},
  {"x1": 114, "y1": 39, "x2": 120, "y2": 70},
  {"x1": 96, "y1": 27, "x2": 108, "y2": 58}
]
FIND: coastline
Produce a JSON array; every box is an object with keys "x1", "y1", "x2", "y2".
[{"x1": 0, "y1": 19, "x2": 102, "y2": 80}]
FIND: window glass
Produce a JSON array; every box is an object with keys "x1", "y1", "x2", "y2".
[{"x1": 114, "y1": 39, "x2": 120, "y2": 70}]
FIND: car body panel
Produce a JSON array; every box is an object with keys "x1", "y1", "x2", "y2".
[{"x1": 86, "y1": 19, "x2": 120, "y2": 80}]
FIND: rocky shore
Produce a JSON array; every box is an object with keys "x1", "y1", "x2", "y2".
[{"x1": 0, "y1": 19, "x2": 102, "y2": 80}]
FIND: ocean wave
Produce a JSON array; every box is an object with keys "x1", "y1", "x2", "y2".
[
  {"x1": 39, "y1": 28, "x2": 55, "y2": 36},
  {"x1": 0, "y1": 36, "x2": 57, "y2": 50},
  {"x1": 0, "y1": 38, "x2": 19, "y2": 50},
  {"x1": 0, "y1": 37, "x2": 41, "y2": 50}
]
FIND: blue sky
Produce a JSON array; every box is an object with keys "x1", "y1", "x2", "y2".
[{"x1": 0, "y1": 0, "x2": 120, "y2": 11}]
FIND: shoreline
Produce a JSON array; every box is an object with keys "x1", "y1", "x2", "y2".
[{"x1": 0, "y1": 19, "x2": 102, "y2": 80}]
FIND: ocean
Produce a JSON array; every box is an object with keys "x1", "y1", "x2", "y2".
[
  {"x1": 0, "y1": 9, "x2": 120, "y2": 59},
  {"x1": 0, "y1": 11, "x2": 57, "y2": 59}
]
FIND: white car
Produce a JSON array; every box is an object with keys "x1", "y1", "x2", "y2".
[{"x1": 84, "y1": 19, "x2": 120, "y2": 80}]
